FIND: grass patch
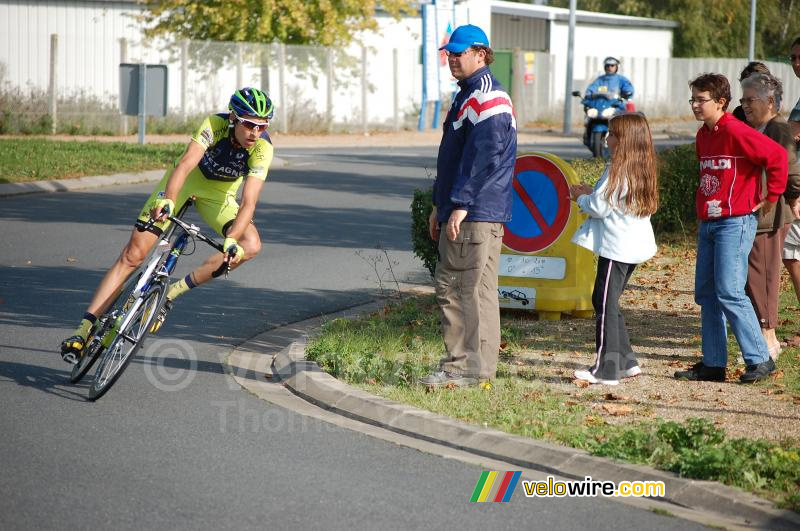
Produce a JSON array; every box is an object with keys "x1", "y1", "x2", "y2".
[
  {"x1": 306, "y1": 248, "x2": 800, "y2": 511},
  {"x1": 0, "y1": 138, "x2": 184, "y2": 183}
]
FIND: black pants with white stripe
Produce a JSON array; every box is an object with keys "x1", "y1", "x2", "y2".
[{"x1": 590, "y1": 256, "x2": 639, "y2": 380}]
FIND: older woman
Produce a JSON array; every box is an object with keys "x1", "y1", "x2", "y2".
[{"x1": 740, "y1": 73, "x2": 800, "y2": 359}]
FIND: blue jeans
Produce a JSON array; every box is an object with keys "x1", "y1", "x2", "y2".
[{"x1": 695, "y1": 214, "x2": 769, "y2": 367}]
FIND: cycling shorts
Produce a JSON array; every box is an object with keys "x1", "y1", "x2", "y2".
[{"x1": 135, "y1": 167, "x2": 242, "y2": 237}]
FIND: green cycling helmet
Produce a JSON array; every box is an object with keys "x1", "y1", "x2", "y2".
[{"x1": 229, "y1": 87, "x2": 274, "y2": 119}]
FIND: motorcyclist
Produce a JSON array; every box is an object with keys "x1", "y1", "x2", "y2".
[
  {"x1": 580, "y1": 57, "x2": 634, "y2": 154},
  {"x1": 585, "y1": 57, "x2": 634, "y2": 101}
]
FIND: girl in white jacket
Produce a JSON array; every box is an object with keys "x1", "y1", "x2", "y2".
[{"x1": 569, "y1": 113, "x2": 659, "y2": 385}]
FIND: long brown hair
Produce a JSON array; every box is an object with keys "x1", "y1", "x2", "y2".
[{"x1": 605, "y1": 113, "x2": 659, "y2": 217}]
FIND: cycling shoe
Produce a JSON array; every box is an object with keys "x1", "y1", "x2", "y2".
[{"x1": 60, "y1": 335, "x2": 85, "y2": 364}]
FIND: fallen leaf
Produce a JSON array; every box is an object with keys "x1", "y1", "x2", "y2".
[
  {"x1": 770, "y1": 370, "x2": 784, "y2": 380},
  {"x1": 499, "y1": 342, "x2": 508, "y2": 351},
  {"x1": 602, "y1": 404, "x2": 633, "y2": 416},
  {"x1": 585, "y1": 415, "x2": 605, "y2": 425},
  {"x1": 648, "y1": 394, "x2": 663, "y2": 400},
  {"x1": 667, "y1": 360, "x2": 684, "y2": 367},
  {"x1": 574, "y1": 380, "x2": 590, "y2": 388},
  {"x1": 604, "y1": 393, "x2": 630, "y2": 401},
  {"x1": 564, "y1": 400, "x2": 579, "y2": 406},
  {"x1": 366, "y1": 378, "x2": 377, "y2": 385}
]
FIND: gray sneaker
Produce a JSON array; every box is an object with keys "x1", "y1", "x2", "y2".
[{"x1": 418, "y1": 371, "x2": 477, "y2": 387}]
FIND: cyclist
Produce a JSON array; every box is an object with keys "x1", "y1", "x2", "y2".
[{"x1": 60, "y1": 87, "x2": 275, "y2": 363}]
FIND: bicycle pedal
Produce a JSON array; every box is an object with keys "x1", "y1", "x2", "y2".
[{"x1": 150, "y1": 300, "x2": 173, "y2": 333}]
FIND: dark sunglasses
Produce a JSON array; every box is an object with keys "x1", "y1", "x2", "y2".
[
  {"x1": 445, "y1": 48, "x2": 474, "y2": 58},
  {"x1": 233, "y1": 114, "x2": 269, "y2": 131},
  {"x1": 790, "y1": 55, "x2": 800, "y2": 62}
]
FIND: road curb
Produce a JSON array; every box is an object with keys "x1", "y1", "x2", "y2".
[
  {"x1": 227, "y1": 300, "x2": 800, "y2": 530},
  {"x1": 0, "y1": 157, "x2": 288, "y2": 197}
]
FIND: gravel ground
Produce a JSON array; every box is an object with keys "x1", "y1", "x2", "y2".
[{"x1": 507, "y1": 243, "x2": 800, "y2": 443}]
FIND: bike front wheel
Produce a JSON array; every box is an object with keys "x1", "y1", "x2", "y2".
[{"x1": 88, "y1": 283, "x2": 166, "y2": 401}]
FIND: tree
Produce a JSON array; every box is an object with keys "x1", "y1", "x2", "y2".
[
  {"x1": 139, "y1": 0, "x2": 414, "y2": 47},
  {"x1": 540, "y1": 0, "x2": 800, "y2": 59}
]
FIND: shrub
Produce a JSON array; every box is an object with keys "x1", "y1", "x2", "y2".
[
  {"x1": 411, "y1": 186, "x2": 437, "y2": 277},
  {"x1": 652, "y1": 143, "x2": 698, "y2": 234}
]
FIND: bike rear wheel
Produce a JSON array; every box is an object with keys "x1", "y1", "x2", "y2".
[{"x1": 87, "y1": 283, "x2": 166, "y2": 401}]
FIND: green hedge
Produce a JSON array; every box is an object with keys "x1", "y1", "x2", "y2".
[{"x1": 411, "y1": 143, "x2": 698, "y2": 275}]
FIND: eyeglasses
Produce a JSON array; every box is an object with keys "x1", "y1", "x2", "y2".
[
  {"x1": 739, "y1": 97, "x2": 762, "y2": 105},
  {"x1": 689, "y1": 98, "x2": 714, "y2": 106},
  {"x1": 790, "y1": 55, "x2": 800, "y2": 62},
  {"x1": 445, "y1": 48, "x2": 474, "y2": 58},
  {"x1": 233, "y1": 114, "x2": 269, "y2": 131}
]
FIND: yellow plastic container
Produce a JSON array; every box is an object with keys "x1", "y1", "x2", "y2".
[{"x1": 498, "y1": 152, "x2": 595, "y2": 319}]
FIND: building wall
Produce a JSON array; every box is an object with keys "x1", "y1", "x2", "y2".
[{"x1": 0, "y1": 0, "x2": 140, "y2": 97}]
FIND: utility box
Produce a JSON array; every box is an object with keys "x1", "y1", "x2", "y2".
[{"x1": 498, "y1": 152, "x2": 595, "y2": 319}]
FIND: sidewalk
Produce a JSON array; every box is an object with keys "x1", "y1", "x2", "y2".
[{"x1": 226, "y1": 300, "x2": 800, "y2": 530}]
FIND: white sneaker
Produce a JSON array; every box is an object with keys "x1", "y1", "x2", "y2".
[
  {"x1": 622, "y1": 366, "x2": 642, "y2": 378},
  {"x1": 573, "y1": 369, "x2": 619, "y2": 386}
]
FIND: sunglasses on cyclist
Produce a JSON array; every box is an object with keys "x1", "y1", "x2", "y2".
[{"x1": 233, "y1": 113, "x2": 269, "y2": 131}]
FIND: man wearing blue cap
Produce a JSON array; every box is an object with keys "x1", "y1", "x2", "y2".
[{"x1": 420, "y1": 24, "x2": 517, "y2": 387}]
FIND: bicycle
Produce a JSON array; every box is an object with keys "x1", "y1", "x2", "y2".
[{"x1": 69, "y1": 197, "x2": 235, "y2": 401}]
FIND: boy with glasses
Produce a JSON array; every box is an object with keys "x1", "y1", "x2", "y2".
[{"x1": 674, "y1": 74, "x2": 787, "y2": 383}]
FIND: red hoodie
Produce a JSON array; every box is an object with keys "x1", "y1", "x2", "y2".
[{"x1": 695, "y1": 113, "x2": 788, "y2": 221}]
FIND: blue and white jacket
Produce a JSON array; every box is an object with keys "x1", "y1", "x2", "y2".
[{"x1": 434, "y1": 66, "x2": 517, "y2": 224}]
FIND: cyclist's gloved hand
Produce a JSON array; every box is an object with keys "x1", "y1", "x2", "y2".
[
  {"x1": 150, "y1": 198, "x2": 174, "y2": 221},
  {"x1": 223, "y1": 237, "x2": 244, "y2": 263}
]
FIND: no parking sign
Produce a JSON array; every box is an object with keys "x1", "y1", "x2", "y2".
[
  {"x1": 498, "y1": 152, "x2": 595, "y2": 318},
  {"x1": 504, "y1": 154, "x2": 571, "y2": 254}
]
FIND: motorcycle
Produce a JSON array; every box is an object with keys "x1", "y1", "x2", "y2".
[{"x1": 571, "y1": 90, "x2": 632, "y2": 158}]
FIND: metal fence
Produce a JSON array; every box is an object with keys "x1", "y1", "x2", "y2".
[
  {"x1": 514, "y1": 53, "x2": 800, "y2": 125},
  {"x1": 5, "y1": 33, "x2": 800, "y2": 134}
]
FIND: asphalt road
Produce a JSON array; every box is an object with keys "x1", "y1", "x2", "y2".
[{"x1": 0, "y1": 142, "x2": 704, "y2": 529}]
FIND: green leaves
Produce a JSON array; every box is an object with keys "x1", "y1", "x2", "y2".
[
  {"x1": 140, "y1": 0, "x2": 414, "y2": 47},
  {"x1": 545, "y1": 0, "x2": 800, "y2": 59}
]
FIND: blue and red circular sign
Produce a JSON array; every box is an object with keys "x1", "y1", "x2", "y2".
[{"x1": 503, "y1": 154, "x2": 571, "y2": 253}]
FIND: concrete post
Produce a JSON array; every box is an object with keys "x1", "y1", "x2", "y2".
[
  {"x1": 326, "y1": 48, "x2": 333, "y2": 132},
  {"x1": 49, "y1": 34, "x2": 57, "y2": 134},
  {"x1": 393, "y1": 48, "x2": 400, "y2": 131},
  {"x1": 120, "y1": 37, "x2": 129, "y2": 135},
  {"x1": 361, "y1": 46, "x2": 368, "y2": 135},
  {"x1": 181, "y1": 39, "x2": 188, "y2": 120},
  {"x1": 278, "y1": 44, "x2": 287, "y2": 133}
]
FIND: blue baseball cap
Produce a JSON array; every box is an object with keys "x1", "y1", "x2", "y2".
[{"x1": 439, "y1": 24, "x2": 490, "y2": 54}]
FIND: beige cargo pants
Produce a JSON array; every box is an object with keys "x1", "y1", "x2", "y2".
[{"x1": 435, "y1": 221, "x2": 504, "y2": 380}]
